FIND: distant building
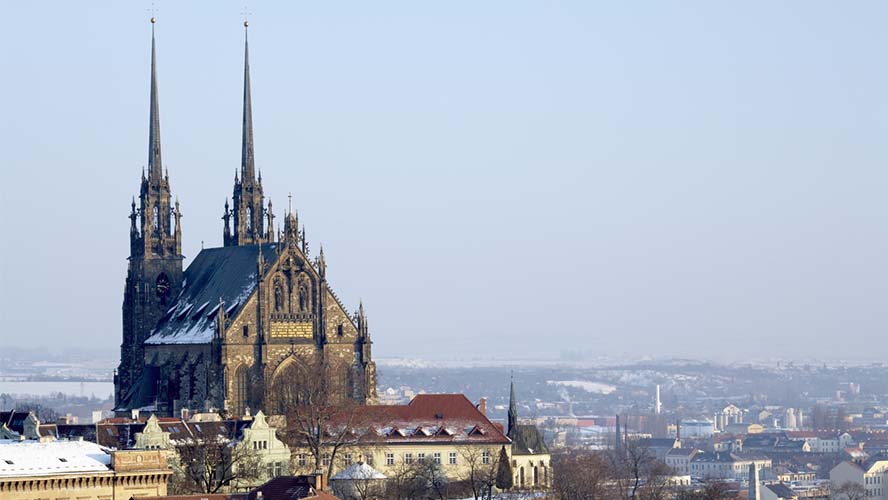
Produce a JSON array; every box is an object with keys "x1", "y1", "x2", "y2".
[
  {"x1": 680, "y1": 419, "x2": 715, "y2": 438},
  {"x1": 665, "y1": 448, "x2": 701, "y2": 475},
  {"x1": 0, "y1": 440, "x2": 170, "y2": 500},
  {"x1": 689, "y1": 451, "x2": 771, "y2": 480}
]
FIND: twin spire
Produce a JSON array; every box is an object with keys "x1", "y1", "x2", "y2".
[
  {"x1": 241, "y1": 22, "x2": 255, "y2": 183},
  {"x1": 148, "y1": 18, "x2": 162, "y2": 182},
  {"x1": 143, "y1": 18, "x2": 278, "y2": 250}
]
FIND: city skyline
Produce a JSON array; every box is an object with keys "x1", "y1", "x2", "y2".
[{"x1": 2, "y1": 2, "x2": 887, "y2": 362}]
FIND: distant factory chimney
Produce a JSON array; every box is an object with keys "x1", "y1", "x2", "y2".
[
  {"x1": 615, "y1": 414, "x2": 622, "y2": 456},
  {"x1": 748, "y1": 463, "x2": 760, "y2": 500},
  {"x1": 655, "y1": 384, "x2": 662, "y2": 415}
]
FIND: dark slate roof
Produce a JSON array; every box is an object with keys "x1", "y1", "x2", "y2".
[
  {"x1": 246, "y1": 476, "x2": 339, "y2": 500},
  {"x1": 56, "y1": 424, "x2": 97, "y2": 443},
  {"x1": 509, "y1": 424, "x2": 549, "y2": 455},
  {"x1": 115, "y1": 366, "x2": 159, "y2": 412},
  {"x1": 638, "y1": 438, "x2": 679, "y2": 449},
  {"x1": 765, "y1": 483, "x2": 796, "y2": 500},
  {"x1": 145, "y1": 244, "x2": 275, "y2": 345}
]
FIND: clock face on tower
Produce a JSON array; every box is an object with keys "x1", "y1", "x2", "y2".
[{"x1": 155, "y1": 273, "x2": 171, "y2": 305}]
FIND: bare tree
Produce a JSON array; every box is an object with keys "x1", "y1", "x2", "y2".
[
  {"x1": 553, "y1": 451, "x2": 612, "y2": 500},
  {"x1": 169, "y1": 426, "x2": 261, "y2": 494},
  {"x1": 458, "y1": 446, "x2": 501, "y2": 500},
  {"x1": 673, "y1": 480, "x2": 737, "y2": 500},
  {"x1": 274, "y1": 358, "x2": 380, "y2": 478},
  {"x1": 831, "y1": 481, "x2": 867, "y2": 500},
  {"x1": 383, "y1": 461, "x2": 425, "y2": 500},
  {"x1": 610, "y1": 440, "x2": 672, "y2": 500}
]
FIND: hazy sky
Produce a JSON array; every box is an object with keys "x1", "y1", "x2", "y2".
[{"x1": 2, "y1": 2, "x2": 886, "y2": 363}]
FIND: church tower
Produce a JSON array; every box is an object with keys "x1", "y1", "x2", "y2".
[
  {"x1": 223, "y1": 22, "x2": 274, "y2": 246},
  {"x1": 115, "y1": 18, "x2": 184, "y2": 407}
]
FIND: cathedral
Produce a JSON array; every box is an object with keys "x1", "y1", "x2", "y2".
[{"x1": 114, "y1": 20, "x2": 377, "y2": 417}]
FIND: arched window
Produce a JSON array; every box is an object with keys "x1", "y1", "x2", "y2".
[
  {"x1": 519, "y1": 467, "x2": 525, "y2": 488},
  {"x1": 533, "y1": 466, "x2": 539, "y2": 486},
  {"x1": 234, "y1": 365, "x2": 250, "y2": 415},
  {"x1": 298, "y1": 284, "x2": 308, "y2": 312},
  {"x1": 246, "y1": 205, "x2": 253, "y2": 233},
  {"x1": 153, "y1": 205, "x2": 160, "y2": 231}
]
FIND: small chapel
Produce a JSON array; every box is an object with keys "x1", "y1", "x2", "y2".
[{"x1": 114, "y1": 19, "x2": 377, "y2": 417}]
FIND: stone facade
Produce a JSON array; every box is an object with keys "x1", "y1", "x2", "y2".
[{"x1": 114, "y1": 23, "x2": 376, "y2": 417}]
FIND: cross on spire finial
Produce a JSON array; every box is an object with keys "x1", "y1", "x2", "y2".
[
  {"x1": 288, "y1": 193, "x2": 293, "y2": 214},
  {"x1": 241, "y1": 3, "x2": 252, "y2": 27},
  {"x1": 147, "y1": 2, "x2": 158, "y2": 24}
]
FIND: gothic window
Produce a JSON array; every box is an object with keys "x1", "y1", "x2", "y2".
[
  {"x1": 274, "y1": 284, "x2": 284, "y2": 312},
  {"x1": 247, "y1": 205, "x2": 253, "y2": 233},
  {"x1": 234, "y1": 365, "x2": 250, "y2": 415},
  {"x1": 153, "y1": 204, "x2": 160, "y2": 231}
]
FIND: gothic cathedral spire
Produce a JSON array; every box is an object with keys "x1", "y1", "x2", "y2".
[
  {"x1": 116, "y1": 17, "x2": 185, "y2": 411},
  {"x1": 508, "y1": 375, "x2": 518, "y2": 436},
  {"x1": 224, "y1": 21, "x2": 274, "y2": 247},
  {"x1": 148, "y1": 19, "x2": 163, "y2": 182}
]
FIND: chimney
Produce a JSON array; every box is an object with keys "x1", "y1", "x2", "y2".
[
  {"x1": 478, "y1": 398, "x2": 487, "y2": 416},
  {"x1": 130, "y1": 409, "x2": 139, "y2": 421},
  {"x1": 655, "y1": 385, "x2": 662, "y2": 415},
  {"x1": 308, "y1": 472, "x2": 328, "y2": 491},
  {"x1": 180, "y1": 408, "x2": 190, "y2": 420},
  {"x1": 748, "y1": 463, "x2": 760, "y2": 500}
]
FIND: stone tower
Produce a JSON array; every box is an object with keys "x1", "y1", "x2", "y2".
[
  {"x1": 115, "y1": 19, "x2": 184, "y2": 407},
  {"x1": 223, "y1": 23, "x2": 274, "y2": 247}
]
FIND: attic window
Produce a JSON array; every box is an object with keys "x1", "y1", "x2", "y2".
[
  {"x1": 4, "y1": 460, "x2": 13, "y2": 465},
  {"x1": 243, "y1": 325, "x2": 249, "y2": 337},
  {"x1": 435, "y1": 413, "x2": 444, "y2": 420},
  {"x1": 177, "y1": 304, "x2": 194, "y2": 320},
  {"x1": 58, "y1": 458, "x2": 68, "y2": 462},
  {"x1": 337, "y1": 324, "x2": 343, "y2": 336}
]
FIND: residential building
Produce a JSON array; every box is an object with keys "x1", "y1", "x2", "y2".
[
  {"x1": 0, "y1": 440, "x2": 171, "y2": 500},
  {"x1": 665, "y1": 448, "x2": 701, "y2": 475},
  {"x1": 690, "y1": 452, "x2": 772, "y2": 480},
  {"x1": 830, "y1": 457, "x2": 888, "y2": 500}
]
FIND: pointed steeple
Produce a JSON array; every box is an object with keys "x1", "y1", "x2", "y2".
[
  {"x1": 241, "y1": 21, "x2": 255, "y2": 183},
  {"x1": 148, "y1": 18, "x2": 163, "y2": 182},
  {"x1": 507, "y1": 374, "x2": 517, "y2": 437}
]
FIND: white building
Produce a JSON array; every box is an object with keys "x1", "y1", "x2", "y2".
[
  {"x1": 681, "y1": 419, "x2": 715, "y2": 438},
  {"x1": 830, "y1": 458, "x2": 888, "y2": 500}
]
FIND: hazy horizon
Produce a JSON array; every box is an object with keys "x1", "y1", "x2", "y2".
[{"x1": 2, "y1": 2, "x2": 887, "y2": 363}]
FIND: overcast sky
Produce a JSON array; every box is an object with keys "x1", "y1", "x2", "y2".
[{"x1": 1, "y1": 2, "x2": 886, "y2": 363}]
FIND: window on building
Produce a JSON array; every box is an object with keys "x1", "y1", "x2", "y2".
[
  {"x1": 274, "y1": 461, "x2": 283, "y2": 477},
  {"x1": 417, "y1": 453, "x2": 426, "y2": 463},
  {"x1": 433, "y1": 452, "x2": 441, "y2": 464},
  {"x1": 266, "y1": 463, "x2": 274, "y2": 478},
  {"x1": 449, "y1": 452, "x2": 457, "y2": 465},
  {"x1": 298, "y1": 454, "x2": 306, "y2": 467},
  {"x1": 482, "y1": 451, "x2": 490, "y2": 465},
  {"x1": 345, "y1": 453, "x2": 353, "y2": 466},
  {"x1": 322, "y1": 454, "x2": 330, "y2": 466},
  {"x1": 243, "y1": 325, "x2": 249, "y2": 337},
  {"x1": 405, "y1": 453, "x2": 414, "y2": 464},
  {"x1": 386, "y1": 453, "x2": 395, "y2": 466},
  {"x1": 365, "y1": 454, "x2": 374, "y2": 466}
]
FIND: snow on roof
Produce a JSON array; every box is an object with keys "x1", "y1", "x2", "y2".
[
  {"x1": 0, "y1": 439, "x2": 111, "y2": 477},
  {"x1": 145, "y1": 245, "x2": 271, "y2": 345},
  {"x1": 332, "y1": 462, "x2": 387, "y2": 480}
]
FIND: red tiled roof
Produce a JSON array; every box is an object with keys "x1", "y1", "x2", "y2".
[{"x1": 356, "y1": 394, "x2": 509, "y2": 445}]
